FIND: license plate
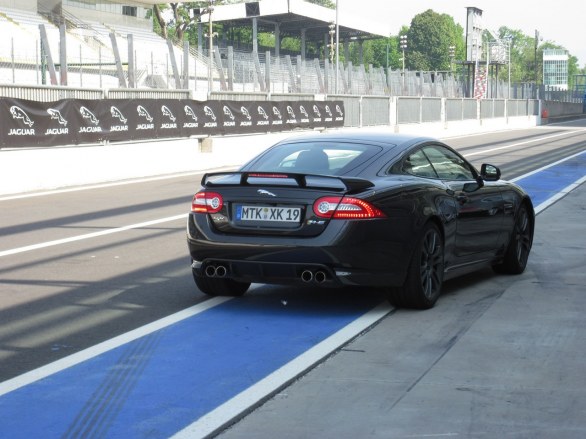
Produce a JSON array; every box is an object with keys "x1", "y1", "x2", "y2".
[{"x1": 236, "y1": 205, "x2": 302, "y2": 223}]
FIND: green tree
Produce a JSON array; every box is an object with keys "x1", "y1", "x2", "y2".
[
  {"x1": 306, "y1": 0, "x2": 335, "y2": 8},
  {"x1": 406, "y1": 9, "x2": 464, "y2": 71}
]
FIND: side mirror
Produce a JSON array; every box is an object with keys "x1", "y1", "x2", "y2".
[
  {"x1": 463, "y1": 181, "x2": 481, "y2": 192},
  {"x1": 480, "y1": 164, "x2": 501, "y2": 181}
]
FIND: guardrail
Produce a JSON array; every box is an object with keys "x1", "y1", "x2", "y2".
[{"x1": 0, "y1": 83, "x2": 543, "y2": 141}]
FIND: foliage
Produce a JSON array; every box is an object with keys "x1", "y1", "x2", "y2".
[
  {"x1": 306, "y1": 0, "x2": 335, "y2": 7},
  {"x1": 405, "y1": 10, "x2": 464, "y2": 71}
]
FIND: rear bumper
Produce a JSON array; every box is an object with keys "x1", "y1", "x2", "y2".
[
  {"x1": 187, "y1": 213, "x2": 413, "y2": 288},
  {"x1": 191, "y1": 258, "x2": 404, "y2": 287}
]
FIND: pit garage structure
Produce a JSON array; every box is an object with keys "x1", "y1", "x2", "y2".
[{"x1": 197, "y1": 0, "x2": 388, "y2": 64}]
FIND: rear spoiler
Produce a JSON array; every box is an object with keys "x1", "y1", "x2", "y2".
[{"x1": 201, "y1": 172, "x2": 374, "y2": 193}]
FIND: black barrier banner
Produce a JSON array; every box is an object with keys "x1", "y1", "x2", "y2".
[{"x1": 0, "y1": 98, "x2": 344, "y2": 148}]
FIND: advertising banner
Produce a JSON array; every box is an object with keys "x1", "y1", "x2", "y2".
[{"x1": 0, "y1": 98, "x2": 345, "y2": 148}]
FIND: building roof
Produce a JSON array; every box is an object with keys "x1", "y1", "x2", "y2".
[{"x1": 199, "y1": 0, "x2": 389, "y2": 42}]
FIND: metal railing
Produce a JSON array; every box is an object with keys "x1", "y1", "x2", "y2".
[{"x1": 0, "y1": 81, "x2": 541, "y2": 130}]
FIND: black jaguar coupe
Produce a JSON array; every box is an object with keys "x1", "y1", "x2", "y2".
[{"x1": 187, "y1": 131, "x2": 534, "y2": 309}]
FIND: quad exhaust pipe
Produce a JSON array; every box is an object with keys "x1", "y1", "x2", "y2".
[
  {"x1": 301, "y1": 269, "x2": 327, "y2": 284},
  {"x1": 205, "y1": 264, "x2": 228, "y2": 278}
]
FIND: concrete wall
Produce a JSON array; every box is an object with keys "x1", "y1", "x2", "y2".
[
  {"x1": 0, "y1": 115, "x2": 539, "y2": 197},
  {"x1": 542, "y1": 101, "x2": 583, "y2": 117}
]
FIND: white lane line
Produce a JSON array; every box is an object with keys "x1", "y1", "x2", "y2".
[
  {"x1": 171, "y1": 301, "x2": 393, "y2": 439},
  {"x1": 0, "y1": 166, "x2": 236, "y2": 202},
  {"x1": 0, "y1": 214, "x2": 186, "y2": 258},
  {"x1": 464, "y1": 129, "x2": 586, "y2": 157},
  {"x1": 534, "y1": 176, "x2": 586, "y2": 215},
  {"x1": 0, "y1": 296, "x2": 233, "y2": 396},
  {"x1": 3, "y1": 149, "x2": 585, "y2": 259},
  {"x1": 510, "y1": 149, "x2": 585, "y2": 182}
]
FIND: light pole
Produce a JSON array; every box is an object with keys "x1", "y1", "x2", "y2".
[
  {"x1": 505, "y1": 35, "x2": 512, "y2": 98},
  {"x1": 205, "y1": 0, "x2": 216, "y2": 94},
  {"x1": 449, "y1": 45, "x2": 455, "y2": 72},
  {"x1": 335, "y1": 0, "x2": 339, "y2": 94},
  {"x1": 400, "y1": 34, "x2": 407, "y2": 91},
  {"x1": 328, "y1": 21, "x2": 335, "y2": 63}
]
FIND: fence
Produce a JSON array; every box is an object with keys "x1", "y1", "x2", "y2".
[
  {"x1": 0, "y1": 20, "x2": 522, "y2": 100},
  {"x1": 0, "y1": 82, "x2": 540, "y2": 140}
]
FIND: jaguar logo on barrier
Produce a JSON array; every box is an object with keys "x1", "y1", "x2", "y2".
[
  {"x1": 79, "y1": 106, "x2": 101, "y2": 133},
  {"x1": 161, "y1": 105, "x2": 177, "y2": 129},
  {"x1": 204, "y1": 106, "x2": 216, "y2": 121},
  {"x1": 184, "y1": 106, "x2": 198, "y2": 121},
  {"x1": 45, "y1": 109, "x2": 69, "y2": 135},
  {"x1": 241, "y1": 106, "x2": 251, "y2": 120},
  {"x1": 184, "y1": 106, "x2": 199, "y2": 128},
  {"x1": 109, "y1": 106, "x2": 128, "y2": 132},
  {"x1": 80, "y1": 106, "x2": 99, "y2": 125},
  {"x1": 10, "y1": 106, "x2": 34, "y2": 127},
  {"x1": 110, "y1": 106, "x2": 127, "y2": 124},
  {"x1": 8, "y1": 105, "x2": 35, "y2": 136},
  {"x1": 223, "y1": 106, "x2": 235, "y2": 121},
  {"x1": 256, "y1": 106, "x2": 269, "y2": 127},
  {"x1": 258, "y1": 106, "x2": 268, "y2": 120},
  {"x1": 161, "y1": 105, "x2": 176, "y2": 122},
  {"x1": 47, "y1": 109, "x2": 67, "y2": 126},
  {"x1": 312, "y1": 105, "x2": 321, "y2": 118},
  {"x1": 137, "y1": 105, "x2": 153, "y2": 122}
]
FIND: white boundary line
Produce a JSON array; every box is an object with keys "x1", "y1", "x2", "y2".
[
  {"x1": 0, "y1": 166, "x2": 235, "y2": 202},
  {"x1": 171, "y1": 301, "x2": 393, "y2": 439},
  {"x1": 2, "y1": 129, "x2": 584, "y2": 202},
  {"x1": 510, "y1": 149, "x2": 585, "y2": 182},
  {"x1": 0, "y1": 214, "x2": 187, "y2": 258},
  {"x1": 0, "y1": 296, "x2": 232, "y2": 396},
  {"x1": 534, "y1": 176, "x2": 586, "y2": 214},
  {"x1": 1, "y1": 150, "x2": 584, "y2": 259},
  {"x1": 464, "y1": 129, "x2": 586, "y2": 157}
]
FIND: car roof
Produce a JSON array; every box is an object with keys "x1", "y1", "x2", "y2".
[{"x1": 278, "y1": 130, "x2": 438, "y2": 150}]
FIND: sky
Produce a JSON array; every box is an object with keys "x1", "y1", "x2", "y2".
[{"x1": 337, "y1": 0, "x2": 586, "y2": 67}]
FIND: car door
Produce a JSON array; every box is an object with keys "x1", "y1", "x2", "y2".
[{"x1": 421, "y1": 145, "x2": 505, "y2": 257}]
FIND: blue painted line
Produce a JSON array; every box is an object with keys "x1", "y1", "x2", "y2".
[
  {"x1": 1, "y1": 152, "x2": 584, "y2": 439},
  {"x1": 0, "y1": 293, "x2": 381, "y2": 439},
  {"x1": 512, "y1": 151, "x2": 586, "y2": 207}
]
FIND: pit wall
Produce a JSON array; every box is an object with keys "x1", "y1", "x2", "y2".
[{"x1": 0, "y1": 114, "x2": 539, "y2": 197}]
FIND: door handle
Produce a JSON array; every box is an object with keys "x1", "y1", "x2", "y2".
[{"x1": 456, "y1": 194, "x2": 469, "y2": 204}]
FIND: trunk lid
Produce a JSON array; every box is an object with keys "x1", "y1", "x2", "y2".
[{"x1": 199, "y1": 172, "x2": 374, "y2": 237}]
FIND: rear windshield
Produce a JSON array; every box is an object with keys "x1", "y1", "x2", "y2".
[{"x1": 245, "y1": 141, "x2": 384, "y2": 175}]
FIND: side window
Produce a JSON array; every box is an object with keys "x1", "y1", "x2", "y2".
[
  {"x1": 422, "y1": 146, "x2": 475, "y2": 181},
  {"x1": 401, "y1": 149, "x2": 438, "y2": 178}
]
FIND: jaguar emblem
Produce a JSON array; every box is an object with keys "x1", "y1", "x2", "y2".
[{"x1": 257, "y1": 189, "x2": 276, "y2": 197}]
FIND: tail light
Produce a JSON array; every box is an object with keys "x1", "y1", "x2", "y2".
[
  {"x1": 313, "y1": 196, "x2": 386, "y2": 219},
  {"x1": 192, "y1": 191, "x2": 223, "y2": 214}
]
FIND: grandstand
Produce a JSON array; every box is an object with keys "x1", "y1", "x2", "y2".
[
  {"x1": 0, "y1": 0, "x2": 507, "y2": 98},
  {"x1": 0, "y1": 0, "x2": 191, "y2": 89},
  {"x1": 1, "y1": 0, "x2": 426, "y2": 96}
]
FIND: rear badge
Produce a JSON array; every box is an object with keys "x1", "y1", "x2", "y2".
[
  {"x1": 307, "y1": 219, "x2": 325, "y2": 225},
  {"x1": 258, "y1": 189, "x2": 276, "y2": 197}
]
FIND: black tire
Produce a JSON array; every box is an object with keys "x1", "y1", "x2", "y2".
[
  {"x1": 387, "y1": 222, "x2": 444, "y2": 310},
  {"x1": 493, "y1": 205, "x2": 533, "y2": 275},
  {"x1": 192, "y1": 269, "x2": 250, "y2": 297}
]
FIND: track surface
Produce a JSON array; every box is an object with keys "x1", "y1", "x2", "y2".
[{"x1": 1, "y1": 121, "x2": 585, "y2": 438}]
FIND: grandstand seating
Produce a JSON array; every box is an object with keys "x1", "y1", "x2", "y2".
[{"x1": 0, "y1": 6, "x2": 209, "y2": 89}]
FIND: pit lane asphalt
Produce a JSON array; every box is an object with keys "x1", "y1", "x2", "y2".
[
  {"x1": 0, "y1": 128, "x2": 584, "y2": 438},
  {"x1": 217, "y1": 179, "x2": 586, "y2": 438}
]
